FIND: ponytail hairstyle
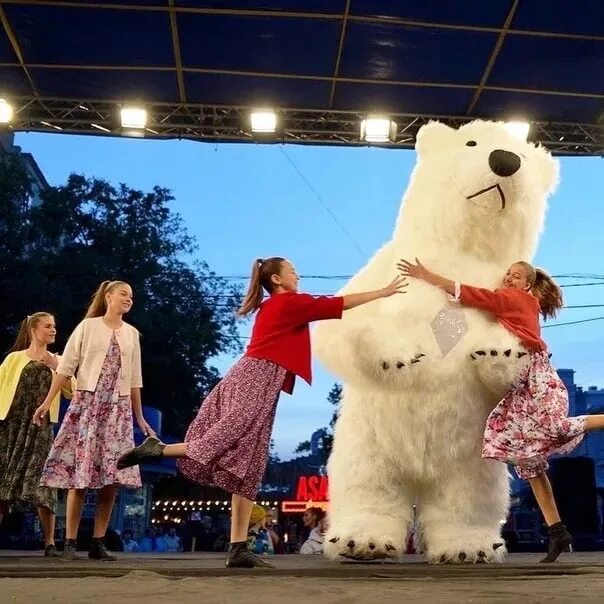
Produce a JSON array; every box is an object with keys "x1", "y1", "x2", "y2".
[
  {"x1": 9, "y1": 312, "x2": 54, "y2": 353},
  {"x1": 85, "y1": 280, "x2": 130, "y2": 319},
  {"x1": 237, "y1": 257, "x2": 286, "y2": 317},
  {"x1": 516, "y1": 261, "x2": 563, "y2": 320}
]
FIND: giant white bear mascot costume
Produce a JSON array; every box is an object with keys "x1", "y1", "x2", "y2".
[{"x1": 314, "y1": 120, "x2": 558, "y2": 564}]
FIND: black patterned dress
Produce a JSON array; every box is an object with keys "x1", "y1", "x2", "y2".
[{"x1": 0, "y1": 361, "x2": 57, "y2": 512}]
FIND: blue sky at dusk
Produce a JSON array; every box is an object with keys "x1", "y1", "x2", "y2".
[{"x1": 15, "y1": 132, "x2": 604, "y2": 458}]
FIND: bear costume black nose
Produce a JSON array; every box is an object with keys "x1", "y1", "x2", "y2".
[{"x1": 488, "y1": 150, "x2": 521, "y2": 177}]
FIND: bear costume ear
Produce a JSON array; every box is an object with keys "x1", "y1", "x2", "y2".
[{"x1": 415, "y1": 121, "x2": 456, "y2": 155}]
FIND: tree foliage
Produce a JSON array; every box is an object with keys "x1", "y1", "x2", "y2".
[{"x1": 0, "y1": 158, "x2": 242, "y2": 436}]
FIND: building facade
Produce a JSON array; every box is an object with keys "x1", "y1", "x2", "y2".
[{"x1": 0, "y1": 132, "x2": 49, "y2": 206}]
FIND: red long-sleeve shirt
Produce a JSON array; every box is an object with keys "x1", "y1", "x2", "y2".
[
  {"x1": 245, "y1": 292, "x2": 344, "y2": 393},
  {"x1": 459, "y1": 285, "x2": 547, "y2": 352}
]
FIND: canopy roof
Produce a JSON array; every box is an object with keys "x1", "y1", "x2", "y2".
[{"x1": 1, "y1": 0, "x2": 603, "y2": 154}]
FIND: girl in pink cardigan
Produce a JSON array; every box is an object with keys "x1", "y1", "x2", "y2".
[{"x1": 34, "y1": 280, "x2": 155, "y2": 562}]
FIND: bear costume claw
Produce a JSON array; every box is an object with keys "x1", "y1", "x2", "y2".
[
  {"x1": 328, "y1": 535, "x2": 398, "y2": 560},
  {"x1": 380, "y1": 352, "x2": 426, "y2": 372},
  {"x1": 470, "y1": 349, "x2": 527, "y2": 360}
]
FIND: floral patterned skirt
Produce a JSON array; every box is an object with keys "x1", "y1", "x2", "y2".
[
  {"x1": 482, "y1": 351, "x2": 587, "y2": 480},
  {"x1": 40, "y1": 334, "x2": 141, "y2": 490},
  {"x1": 177, "y1": 357, "x2": 286, "y2": 500}
]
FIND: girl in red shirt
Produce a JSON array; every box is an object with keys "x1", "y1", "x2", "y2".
[
  {"x1": 399, "y1": 258, "x2": 604, "y2": 563},
  {"x1": 118, "y1": 256, "x2": 406, "y2": 568}
]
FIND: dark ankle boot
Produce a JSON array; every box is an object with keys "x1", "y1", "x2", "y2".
[
  {"x1": 225, "y1": 541, "x2": 274, "y2": 568},
  {"x1": 44, "y1": 544, "x2": 61, "y2": 557},
  {"x1": 117, "y1": 436, "x2": 165, "y2": 469},
  {"x1": 61, "y1": 539, "x2": 78, "y2": 561},
  {"x1": 89, "y1": 537, "x2": 117, "y2": 561},
  {"x1": 540, "y1": 522, "x2": 572, "y2": 563}
]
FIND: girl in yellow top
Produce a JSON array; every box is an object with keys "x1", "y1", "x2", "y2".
[{"x1": 0, "y1": 312, "x2": 73, "y2": 557}]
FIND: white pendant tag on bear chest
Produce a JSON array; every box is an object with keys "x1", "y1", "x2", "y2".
[{"x1": 431, "y1": 305, "x2": 468, "y2": 356}]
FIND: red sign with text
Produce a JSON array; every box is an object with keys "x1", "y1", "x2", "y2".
[
  {"x1": 281, "y1": 475, "x2": 329, "y2": 513},
  {"x1": 295, "y1": 475, "x2": 329, "y2": 501}
]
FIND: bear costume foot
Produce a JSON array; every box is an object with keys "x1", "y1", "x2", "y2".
[
  {"x1": 429, "y1": 542, "x2": 506, "y2": 565},
  {"x1": 327, "y1": 535, "x2": 398, "y2": 561}
]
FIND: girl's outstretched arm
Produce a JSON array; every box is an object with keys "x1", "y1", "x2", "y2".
[
  {"x1": 342, "y1": 275, "x2": 407, "y2": 310},
  {"x1": 397, "y1": 258, "x2": 456, "y2": 296},
  {"x1": 399, "y1": 258, "x2": 511, "y2": 316}
]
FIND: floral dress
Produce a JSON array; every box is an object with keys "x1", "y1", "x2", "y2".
[
  {"x1": 482, "y1": 351, "x2": 587, "y2": 479},
  {"x1": 40, "y1": 334, "x2": 141, "y2": 489}
]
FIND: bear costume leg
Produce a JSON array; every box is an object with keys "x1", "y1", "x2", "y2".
[
  {"x1": 419, "y1": 456, "x2": 509, "y2": 564},
  {"x1": 324, "y1": 389, "x2": 412, "y2": 561}
]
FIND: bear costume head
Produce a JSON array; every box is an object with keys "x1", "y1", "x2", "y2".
[{"x1": 395, "y1": 120, "x2": 559, "y2": 267}]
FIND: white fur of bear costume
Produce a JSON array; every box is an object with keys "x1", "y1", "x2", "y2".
[{"x1": 313, "y1": 120, "x2": 559, "y2": 564}]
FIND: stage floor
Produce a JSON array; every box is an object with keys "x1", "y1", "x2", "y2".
[{"x1": 2, "y1": 552, "x2": 604, "y2": 602}]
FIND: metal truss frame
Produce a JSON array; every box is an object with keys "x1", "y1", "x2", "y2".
[{"x1": 6, "y1": 97, "x2": 603, "y2": 156}]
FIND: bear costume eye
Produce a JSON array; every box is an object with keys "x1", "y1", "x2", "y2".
[{"x1": 466, "y1": 140, "x2": 477, "y2": 147}]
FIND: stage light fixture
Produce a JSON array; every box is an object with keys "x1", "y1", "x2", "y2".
[
  {"x1": 251, "y1": 110, "x2": 277, "y2": 133},
  {"x1": 0, "y1": 99, "x2": 14, "y2": 124},
  {"x1": 360, "y1": 116, "x2": 397, "y2": 143},
  {"x1": 120, "y1": 106, "x2": 147, "y2": 130}
]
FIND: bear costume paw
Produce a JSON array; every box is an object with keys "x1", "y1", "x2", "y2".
[
  {"x1": 429, "y1": 542, "x2": 506, "y2": 565},
  {"x1": 469, "y1": 347, "x2": 529, "y2": 398},
  {"x1": 325, "y1": 535, "x2": 399, "y2": 561}
]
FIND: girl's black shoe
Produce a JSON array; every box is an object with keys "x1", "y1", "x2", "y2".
[
  {"x1": 60, "y1": 539, "x2": 79, "y2": 561},
  {"x1": 540, "y1": 522, "x2": 572, "y2": 563},
  {"x1": 44, "y1": 544, "x2": 61, "y2": 557},
  {"x1": 117, "y1": 436, "x2": 165, "y2": 469},
  {"x1": 89, "y1": 537, "x2": 117, "y2": 561},
  {"x1": 225, "y1": 541, "x2": 274, "y2": 568}
]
